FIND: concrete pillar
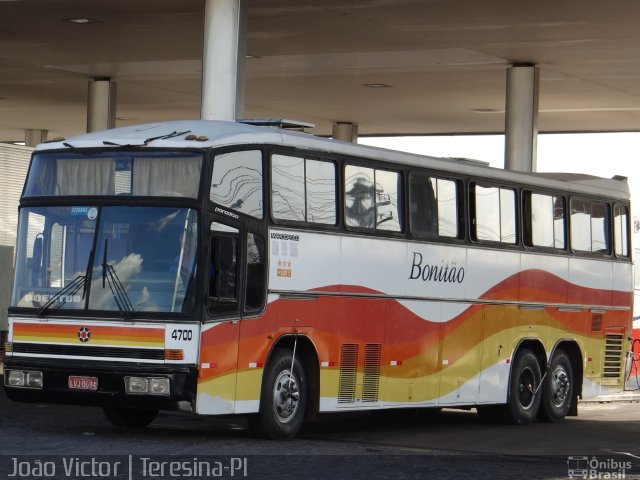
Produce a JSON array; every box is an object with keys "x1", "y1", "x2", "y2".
[
  {"x1": 332, "y1": 122, "x2": 359, "y2": 143},
  {"x1": 25, "y1": 129, "x2": 48, "y2": 147},
  {"x1": 504, "y1": 64, "x2": 539, "y2": 172},
  {"x1": 87, "y1": 79, "x2": 117, "y2": 133},
  {"x1": 201, "y1": 0, "x2": 246, "y2": 121}
]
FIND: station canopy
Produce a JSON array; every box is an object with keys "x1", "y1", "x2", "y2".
[{"x1": 1, "y1": 0, "x2": 640, "y2": 140}]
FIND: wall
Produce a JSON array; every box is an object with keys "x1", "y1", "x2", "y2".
[{"x1": 0, "y1": 143, "x2": 32, "y2": 334}]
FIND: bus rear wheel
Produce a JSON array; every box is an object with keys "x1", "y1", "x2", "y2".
[
  {"x1": 103, "y1": 407, "x2": 158, "y2": 428},
  {"x1": 248, "y1": 349, "x2": 307, "y2": 440},
  {"x1": 505, "y1": 349, "x2": 542, "y2": 425},
  {"x1": 538, "y1": 350, "x2": 573, "y2": 422}
]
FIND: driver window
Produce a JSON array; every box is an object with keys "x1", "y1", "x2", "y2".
[{"x1": 209, "y1": 222, "x2": 240, "y2": 316}]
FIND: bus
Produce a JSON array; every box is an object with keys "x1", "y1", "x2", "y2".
[{"x1": 4, "y1": 120, "x2": 633, "y2": 439}]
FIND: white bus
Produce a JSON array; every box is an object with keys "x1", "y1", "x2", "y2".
[{"x1": 4, "y1": 120, "x2": 633, "y2": 439}]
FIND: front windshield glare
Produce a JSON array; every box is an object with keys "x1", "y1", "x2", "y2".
[{"x1": 12, "y1": 206, "x2": 198, "y2": 314}]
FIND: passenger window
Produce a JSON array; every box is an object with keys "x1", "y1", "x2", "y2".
[
  {"x1": 614, "y1": 205, "x2": 629, "y2": 257},
  {"x1": 306, "y1": 160, "x2": 336, "y2": 224},
  {"x1": 211, "y1": 150, "x2": 263, "y2": 219},
  {"x1": 245, "y1": 233, "x2": 266, "y2": 313},
  {"x1": 570, "y1": 198, "x2": 610, "y2": 254},
  {"x1": 524, "y1": 193, "x2": 565, "y2": 249},
  {"x1": 271, "y1": 155, "x2": 305, "y2": 221},
  {"x1": 472, "y1": 184, "x2": 516, "y2": 244},
  {"x1": 345, "y1": 165, "x2": 402, "y2": 232},
  {"x1": 271, "y1": 155, "x2": 336, "y2": 224},
  {"x1": 409, "y1": 174, "x2": 459, "y2": 238}
]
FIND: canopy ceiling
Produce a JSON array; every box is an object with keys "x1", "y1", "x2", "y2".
[{"x1": 1, "y1": 0, "x2": 640, "y2": 140}]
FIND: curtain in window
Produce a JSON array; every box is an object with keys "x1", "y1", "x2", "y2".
[
  {"x1": 132, "y1": 157, "x2": 200, "y2": 197},
  {"x1": 56, "y1": 158, "x2": 115, "y2": 195}
]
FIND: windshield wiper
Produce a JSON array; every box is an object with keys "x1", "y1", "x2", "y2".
[
  {"x1": 62, "y1": 142, "x2": 85, "y2": 154},
  {"x1": 102, "y1": 129, "x2": 191, "y2": 148},
  {"x1": 37, "y1": 247, "x2": 95, "y2": 316},
  {"x1": 143, "y1": 129, "x2": 191, "y2": 144},
  {"x1": 101, "y1": 239, "x2": 134, "y2": 318},
  {"x1": 37, "y1": 274, "x2": 86, "y2": 316}
]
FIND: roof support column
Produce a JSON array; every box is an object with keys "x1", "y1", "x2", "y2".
[
  {"x1": 504, "y1": 64, "x2": 539, "y2": 172},
  {"x1": 87, "y1": 78, "x2": 117, "y2": 133},
  {"x1": 25, "y1": 129, "x2": 47, "y2": 147},
  {"x1": 201, "y1": 0, "x2": 246, "y2": 120},
  {"x1": 332, "y1": 122, "x2": 359, "y2": 143}
]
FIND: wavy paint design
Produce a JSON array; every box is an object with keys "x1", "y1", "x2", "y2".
[{"x1": 196, "y1": 268, "x2": 631, "y2": 413}]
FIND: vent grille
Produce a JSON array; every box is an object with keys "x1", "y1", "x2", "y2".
[
  {"x1": 338, "y1": 344, "x2": 358, "y2": 403},
  {"x1": 12, "y1": 343, "x2": 165, "y2": 360},
  {"x1": 603, "y1": 334, "x2": 624, "y2": 380},
  {"x1": 362, "y1": 344, "x2": 381, "y2": 403}
]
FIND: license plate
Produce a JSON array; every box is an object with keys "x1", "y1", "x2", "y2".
[{"x1": 68, "y1": 376, "x2": 98, "y2": 391}]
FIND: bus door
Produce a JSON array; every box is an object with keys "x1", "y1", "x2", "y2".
[
  {"x1": 196, "y1": 214, "x2": 268, "y2": 415},
  {"x1": 196, "y1": 216, "x2": 243, "y2": 415}
]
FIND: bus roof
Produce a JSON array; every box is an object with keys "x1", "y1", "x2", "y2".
[{"x1": 37, "y1": 119, "x2": 630, "y2": 201}]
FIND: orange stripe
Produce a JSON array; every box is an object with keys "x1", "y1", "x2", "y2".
[{"x1": 13, "y1": 323, "x2": 164, "y2": 345}]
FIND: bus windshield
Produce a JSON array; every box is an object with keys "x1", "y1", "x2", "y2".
[
  {"x1": 11, "y1": 205, "x2": 198, "y2": 315},
  {"x1": 23, "y1": 151, "x2": 203, "y2": 198}
]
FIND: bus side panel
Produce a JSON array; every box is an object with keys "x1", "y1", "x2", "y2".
[
  {"x1": 380, "y1": 300, "x2": 441, "y2": 407},
  {"x1": 461, "y1": 248, "x2": 520, "y2": 406}
]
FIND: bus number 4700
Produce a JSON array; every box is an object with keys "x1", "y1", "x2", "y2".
[{"x1": 171, "y1": 329, "x2": 193, "y2": 341}]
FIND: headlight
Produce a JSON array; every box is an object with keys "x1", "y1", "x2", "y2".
[
  {"x1": 125, "y1": 376, "x2": 170, "y2": 396},
  {"x1": 26, "y1": 371, "x2": 43, "y2": 388},
  {"x1": 125, "y1": 376, "x2": 148, "y2": 394},
  {"x1": 6, "y1": 370, "x2": 25, "y2": 387},
  {"x1": 5, "y1": 370, "x2": 43, "y2": 389},
  {"x1": 148, "y1": 378, "x2": 170, "y2": 395}
]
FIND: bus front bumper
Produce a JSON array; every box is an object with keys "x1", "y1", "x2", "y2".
[{"x1": 3, "y1": 357, "x2": 198, "y2": 412}]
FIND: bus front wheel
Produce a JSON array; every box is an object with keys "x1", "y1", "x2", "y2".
[
  {"x1": 103, "y1": 407, "x2": 158, "y2": 428},
  {"x1": 505, "y1": 349, "x2": 542, "y2": 425},
  {"x1": 248, "y1": 349, "x2": 307, "y2": 440},
  {"x1": 538, "y1": 350, "x2": 573, "y2": 422}
]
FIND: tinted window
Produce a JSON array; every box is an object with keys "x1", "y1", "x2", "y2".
[
  {"x1": 245, "y1": 233, "x2": 266, "y2": 312},
  {"x1": 409, "y1": 174, "x2": 458, "y2": 238},
  {"x1": 211, "y1": 150, "x2": 263, "y2": 219},
  {"x1": 209, "y1": 231, "x2": 239, "y2": 316}
]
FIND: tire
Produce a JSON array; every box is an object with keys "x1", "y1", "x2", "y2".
[
  {"x1": 504, "y1": 349, "x2": 542, "y2": 425},
  {"x1": 248, "y1": 349, "x2": 307, "y2": 440},
  {"x1": 538, "y1": 350, "x2": 574, "y2": 422},
  {"x1": 103, "y1": 407, "x2": 158, "y2": 428}
]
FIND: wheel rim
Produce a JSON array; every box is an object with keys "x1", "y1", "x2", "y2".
[
  {"x1": 271, "y1": 369, "x2": 300, "y2": 424},
  {"x1": 517, "y1": 366, "x2": 537, "y2": 410},
  {"x1": 550, "y1": 365, "x2": 570, "y2": 408}
]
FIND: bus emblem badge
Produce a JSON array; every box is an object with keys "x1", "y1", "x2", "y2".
[{"x1": 78, "y1": 327, "x2": 91, "y2": 343}]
